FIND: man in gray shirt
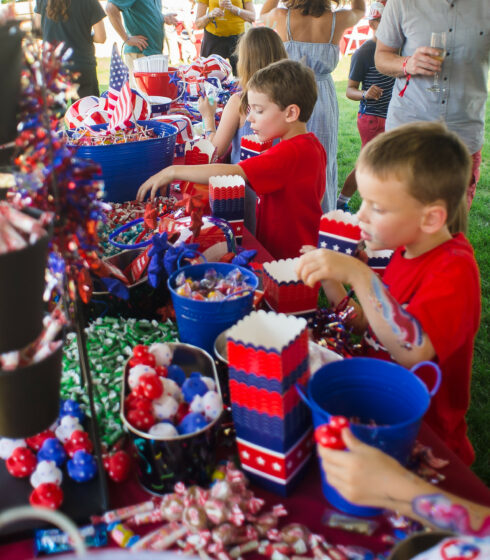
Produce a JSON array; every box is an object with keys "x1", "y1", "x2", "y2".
[{"x1": 375, "y1": 0, "x2": 489, "y2": 207}]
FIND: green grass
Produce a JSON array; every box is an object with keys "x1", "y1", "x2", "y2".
[{"x1": 96, "y1": 54, "x2": 490, "y2": 484}]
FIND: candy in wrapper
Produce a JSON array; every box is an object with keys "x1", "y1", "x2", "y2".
[
  {"x1": 92, "y1": 499, "x2": 157, "y2": 525},
  {"x1": 129, "y1": 507, "x2": 165, "y2": 527},
  {"x1": 182, "y1": 504, "x2": 209, "y2": 532},
  {"x1": 160, "y1": 493, "x2": 185, "y2": 521},
  {"x1": 130, "y1": 522, "x2": 187, "y2": 551},
  {"x1": 34, "y1": 523, "x2": 107, "y2": 556},
  {"x1": 322, "y1": 510, "x2": 378, "y2": 536},
  {"x1": 107, "y1": 521, "x2": 140, "y2": 548}
]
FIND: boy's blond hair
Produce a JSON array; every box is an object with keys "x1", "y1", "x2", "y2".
[
  {"x1": 357, "y1": 122, "x2": 471, "y2": 233},
  {"x1": 247, "y1": 59, "x2": 318, "y2": 123}
]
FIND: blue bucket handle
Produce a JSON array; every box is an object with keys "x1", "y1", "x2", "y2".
[
  {"x1": 109, "y1": 217, "x2": 156, "y2": 250},
  {"x1": 410, "y1": 361, "x2": 442, "y2": 397},
  {"x1": 176, "y1": 249, "x2": 208, "y2": 269}
]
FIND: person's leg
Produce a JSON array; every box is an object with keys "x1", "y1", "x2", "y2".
[
  {"x1": 337, "y1": 114, "x2": 386, "y2": 209},
  {"x1": 123, "y1": 52, "x2": 144, "y2": 88},
  {"x1": 75, "y1": 65, "x2": 100, "y2": 98},
  {"x1": 467, "y1": 149, "x2": 482, "y2": 209}
]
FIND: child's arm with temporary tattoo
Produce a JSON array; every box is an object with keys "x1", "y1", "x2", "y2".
[
  {"x1": 296, "y1": 248, "x2": 435, "y2": 367},
  {"x1": 318, "y1": 428, "x2": 490, "y2": 535}
]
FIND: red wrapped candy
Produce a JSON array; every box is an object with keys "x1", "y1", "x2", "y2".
[
  {"x1": 103, "y1": 450, "x2": 131, "y2": 483},
  {"x1": 29, "y1": 482, "x2": 64, "y2": 509},
  {"x1": 127, "y1": 408, "x2": 156, "y2": 431},
  {"x1": 6, "y1": 447, "x2": 37, "y2": 477},
  {"x1": 137, "y1": 373, "x2": 163, "y2": 400},
  {"x1": 26, "y1": 429, "x2": 56, "y2": 451},
  {"x1": 64, "y1": 430, "x2": 93, "y2": 458}
]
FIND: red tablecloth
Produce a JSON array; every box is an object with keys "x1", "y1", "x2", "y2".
[{"x1": 1, "y1": 232, "x2": 489, "y2": 559}]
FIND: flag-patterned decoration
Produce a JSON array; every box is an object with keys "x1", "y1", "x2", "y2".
[
  {"x1": 317, "y1": 210, "x2": 362, "y2": 256},
  {"x1": 108, "y1": 80, "x2": 133, "y2": 131},
  {"x1": 107, "y1": 43, "x2": 130, "y2": 121}
]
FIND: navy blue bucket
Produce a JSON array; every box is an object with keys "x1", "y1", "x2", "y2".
[
  {"x1": 69, "y1": 120, "x2": 177, "y2": 203},
  {"x1": 298, "y1": 357, "x2": 441, "y2": 516},
  {"x1": 168, "y1": 263, "x2": 258, "y2": 355}
]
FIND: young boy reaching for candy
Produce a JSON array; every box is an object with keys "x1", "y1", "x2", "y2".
[
  {"x1": 296, "y1": 122, "x2": 481, "y2": 466},
  {"x1": 137, "y1": 60, "x2": 326, "y2": 260}
]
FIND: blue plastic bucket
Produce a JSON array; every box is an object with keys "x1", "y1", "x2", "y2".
[
  {"x1": 168, "y1": 263, "x2": 258, "y2": 355},
  {"x1": 298, "y1": 357, "x2": 441, "y2": 516},
  {"x1": 68, "y1": 120, "x2": 177, "y2": 203}
]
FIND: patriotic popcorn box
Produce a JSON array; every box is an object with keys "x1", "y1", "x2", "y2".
[
  {"x1": 185, "y1": 138, "x2": 217, "y2": 165},
  {"x1": 263, "y1": 258, "x2": 319, "y2": 315},
  {"x1": 318, "y1": 210, "x2": 362, "y2": 256},
  {"x1": 366, "y1": 248, "x2": 393, "y2": 277},
  {"x1": 239, "y1": 134, "x2": 274, "y2": 161},
  {"x1": 209, "y1": 175, "x2": 245, "y2": 242},
  {"x1": 226, "y1": 310, "x2": 313, "y2": 494}
]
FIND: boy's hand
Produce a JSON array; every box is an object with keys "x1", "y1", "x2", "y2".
[
  {"x1": 296, "y1": 248, "x2": 359, "y2": 287},
  {"x1": 318, "y1": 428, "x2": 407, "y2": 507},
  {"x1": 365, "y1": 84, "x2": 383, "y2": 100},
  {"x1": 136, "y1": 167, "x2": 174, "y2": 201}
]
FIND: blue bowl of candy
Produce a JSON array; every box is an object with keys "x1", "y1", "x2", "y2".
[
  {"x1": 121, "y1": 342, "x2": 223, "y2": 494},
  {"x1": 67, "y1": 120, "x2": 178, "y2": 203},
  {"x1": 168, "y1": 263, "x2": 259, "y2": 355}
]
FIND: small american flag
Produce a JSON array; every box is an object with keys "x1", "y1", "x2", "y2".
[{"x1": 107, "y1": 43, "x2": 130, "y2": 123}]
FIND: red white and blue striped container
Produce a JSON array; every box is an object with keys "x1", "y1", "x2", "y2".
[
  {"x1": 318, "y1": 210, "x2": 362, "y2": 256},
  {"x1": 209, "y1": 175, "x2": 245, "y2": 243},
  {"x1": 226, "y1": 310, "x2": 313, "y2": 494}
]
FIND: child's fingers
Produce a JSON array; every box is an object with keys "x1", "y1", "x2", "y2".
[{"x1": 299, "y1": 244, "x2": 316, "y2": 254}]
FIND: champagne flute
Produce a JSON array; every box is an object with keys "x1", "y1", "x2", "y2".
[{"x1": 427, "y1": 32, "x2": 447, "y2": 93}]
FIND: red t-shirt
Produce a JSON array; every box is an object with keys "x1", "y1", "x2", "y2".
[
  {"x1": 363, "y1": 234, "x2": 481, "y2": 465},
  {"x1": 238, "y1": 133, "x2": 326, "y2": 260}
]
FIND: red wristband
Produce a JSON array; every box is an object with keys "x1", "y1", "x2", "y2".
[{"x1": 399, "y1": 56, "x2": 411, "y2": 97}]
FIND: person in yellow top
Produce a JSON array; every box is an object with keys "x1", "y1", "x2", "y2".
[{"x1": 195, "y1": 0, "x2": 255, "y2": 74}]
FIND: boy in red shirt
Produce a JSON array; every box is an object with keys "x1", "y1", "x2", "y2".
[
  {"x1": 136, "y1": 60, "x2": 326, "y2": 259},
  {"x1": 297, "y1": 122, "x2": 481, "y2": 465}
]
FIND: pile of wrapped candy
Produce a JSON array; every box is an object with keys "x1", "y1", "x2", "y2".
[
  {"x1": 84, "y1": 462, "x2": 350, "y2": 559},
  {"x1": 67, "y1": 124, "x2": 159, "y2": 146},
  {"x1": 174, "y1": 268, "x2": 254, "y2": 301},
  {"x1": 124, "y1": 342, "x2": 222, "y2": 436}
]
